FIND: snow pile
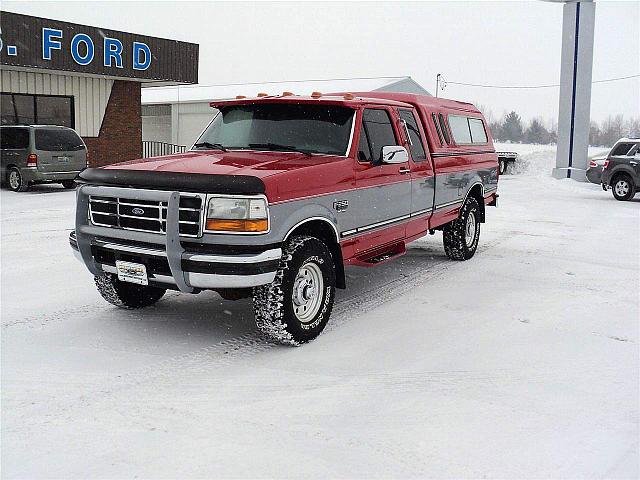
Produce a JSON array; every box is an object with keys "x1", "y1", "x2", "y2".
[{"x1": 494, "y1": 143, "x2": 610, "y2": 177}]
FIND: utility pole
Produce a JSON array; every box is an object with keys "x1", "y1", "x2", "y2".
[{"x1": 435, "y1": 73, "x2": 441, "y2": 98}]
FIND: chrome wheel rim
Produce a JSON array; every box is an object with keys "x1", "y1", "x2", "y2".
[
  {"x1": 465, "y1": 212, "x2": 477, "y2": 247},
  {"x1": 615, "y1": 180, "x2": 630, "y2": 197},
  {"x1": 292, "y1": 261, "x2": 323, "y2": 322},
  {"x1": 8, "y1": 170, "x2": 20, "y2": 190}
]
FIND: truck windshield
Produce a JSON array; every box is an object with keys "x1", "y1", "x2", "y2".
[{"x1": 195, "y1": 103, "x2": 355, "y2": 156}]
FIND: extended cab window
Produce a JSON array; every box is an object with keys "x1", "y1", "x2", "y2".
[
  {"x1": 399, "y1": 109, "x2": 426, "y2": 160},
  {"x1": 359, "y1": 108, "x2": 398, "y2": 162},
  {"x1": 448, "y1": 115, "x2": 472, "y2": 144},
  {"x1": 195, "y1": 103, "x2": 355, "y2": 156},
  {"x1": 449, "y1": 115, "x2": 488, "y2": 145},
  {"x1": 0, "y1": 128, "x2": 29, "y2": 149},
  {"x1": 468, "y1": 118, "x2": 488, "y2": 143},
  {"x1": 35, "y1": 128, "x2": 85, "y2": 151}
]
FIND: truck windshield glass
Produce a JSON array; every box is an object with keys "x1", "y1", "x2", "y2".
[{"x1": 195, "y1": 104, "x2": 355, "y2": 155}]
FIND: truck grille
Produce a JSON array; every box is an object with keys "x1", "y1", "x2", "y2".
[{"x1": 89, "y1": 194, "x2": 203, "y2": 237}]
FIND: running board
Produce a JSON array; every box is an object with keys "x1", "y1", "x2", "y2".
[{"x1": 353, "y1": 242, "x2": 406, "y2": 266}]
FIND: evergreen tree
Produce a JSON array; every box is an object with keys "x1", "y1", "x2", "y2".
[
  {"x1": 525, "y1": 118, "x2": 550, "y2": 144},
  {"x1": 501, "y1": 111, "x2": 524, "y2": 143}
]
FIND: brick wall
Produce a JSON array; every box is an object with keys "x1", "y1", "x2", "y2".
[{"x1": 83, "y1": 80, "x2": 142, "y2": 167}]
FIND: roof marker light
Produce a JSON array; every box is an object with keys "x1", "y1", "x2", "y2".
[
  {"x1": 311, "y1": 91, "x2": 322, "y2": 98},
  {"x1": 236, "y1": 95, "x2": 246, "y2": 99},
  {"x1": 282, "y1": 91, "x2": 294, "y2": 96},
  {"x1": 343, "y1": 93, "x2": 354, "y2": 100},
  {"x1": 257, "y1": 92, "x2": 268, "y2": 97}
]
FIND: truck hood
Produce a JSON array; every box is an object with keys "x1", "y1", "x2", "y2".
[
  {"x1": 104, "y1": 150, "x2": 320, "y2": 179},
  {"x1": 91, "y1": 149, "x2": 353, "y2": 201}
]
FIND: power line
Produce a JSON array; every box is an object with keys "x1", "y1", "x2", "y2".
[{"x1": 443, "y1": 74, "x2": 640, "y2": 90}]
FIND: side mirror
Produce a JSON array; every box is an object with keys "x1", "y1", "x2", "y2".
[{"x1": 381, "y1": 145, "x2": 409, "y2": 164}]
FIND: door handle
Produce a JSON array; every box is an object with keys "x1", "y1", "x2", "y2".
[
  {"x1": 399, "y1": 167, "x2": 410, "y2": 174},
  {"x1": 630, "y1": 161, "x2": 638, "y2": 165}
]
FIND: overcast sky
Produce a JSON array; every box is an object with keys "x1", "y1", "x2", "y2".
[{"x1": 4, "y1": 1, "x2": 639, "y2": 124}]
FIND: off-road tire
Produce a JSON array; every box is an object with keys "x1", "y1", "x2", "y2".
[
  {"x1": 7, "y1": 167, "x2": 29, "y2": 192},
  {"x1": 95, "y1": 273, "x2": 166, "y2": 309},
  {"x1": 443, "y1": 197, "x2": 481, "y2": 260},
  {"x1": 61, "y1": 180, "x2": 76, "y2": 189},
  {"x1": 611, "y1": 174, "x2": 635, "y2": 201},
  {"x1": 252, "y1": 235, "x2": 336, "y2": 346}
]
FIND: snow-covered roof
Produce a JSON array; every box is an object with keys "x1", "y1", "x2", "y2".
[{"x1": 141, "y1": 76, "x2": 430, "y2": 105}]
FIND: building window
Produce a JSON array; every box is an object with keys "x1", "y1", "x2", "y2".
[{"x1": 1, "y1": 93, "x2": 74, "y2": 128}]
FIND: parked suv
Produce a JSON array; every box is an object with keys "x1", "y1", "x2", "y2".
[
  {"x1": 601, "y1": 138, "x2": 640, "y2": 201},
  {"x1": 1, "y1": 125, "x2": 87, "y2": 192},
  {"x1": 70, "y1": 92, "x2": 499, "y2": 345}
]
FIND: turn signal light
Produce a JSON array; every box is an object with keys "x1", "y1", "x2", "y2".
[
  {"x1": 27, "y1": 154, "x2": 38, "y2": 167},
  {"x1": 205, "y1": 218, "x2": 268, "y2": 232}
]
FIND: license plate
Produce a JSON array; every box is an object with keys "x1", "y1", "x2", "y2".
[
  {"x1": 57, "y1": 156, "x2": 70, "y2": 163},
  {"x1": 115, "y1": 261, "x2": 148, "y2": 285}
]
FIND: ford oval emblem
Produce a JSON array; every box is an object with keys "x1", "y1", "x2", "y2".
[{"x1": 132, "y1": 207, "x2": 145, "y2": 216}]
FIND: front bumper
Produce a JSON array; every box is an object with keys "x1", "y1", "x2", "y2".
[
  {"x1": 72, "y1": 185, "x2": 280, "y2": 291},
  {"x1": 70, "y1": 232, "x2": 280, "y2": 289}
]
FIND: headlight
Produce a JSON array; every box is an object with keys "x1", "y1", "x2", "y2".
[{"x1": 205, "y1": 196, "x2": 269, "y2": 233}]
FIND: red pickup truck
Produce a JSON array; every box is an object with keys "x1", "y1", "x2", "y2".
[{"x1": 71, "y1": 91, "x2": 498, "y2": 345}]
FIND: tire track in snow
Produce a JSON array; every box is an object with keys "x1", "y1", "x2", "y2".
[{"x1": 6, "y1": 231, "x2": 513, "y2": 429}]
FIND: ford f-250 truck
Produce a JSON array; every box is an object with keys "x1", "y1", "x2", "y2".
[{"x1": 70, "y1": 91, "x2": 499, "y2": 345}]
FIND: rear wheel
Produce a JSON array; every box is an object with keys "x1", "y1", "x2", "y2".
[
  {"x1": 612, "y1": 174, "x2": 635, "y2": 201},
  {"x1": 61, "y1": 180, "x2": 76, "y2": 189},
  {"x1": 499, "y1": 159, "x2": 507, "y2": 175},
  {"x1": 253, "y1": 235, "x2": 336, "y2": 345},
  {"x1": 7, "y1": 167, "x2": 28, "y2": 192},
  {"x1": 443, "y1": 197, "x2": 481, "y2": 260},
  {"x1": 95, "y1": 273, "x2": 166, "y2": 309}
]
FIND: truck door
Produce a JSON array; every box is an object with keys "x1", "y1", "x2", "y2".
[
  {"x1": 397, "y1": 108, "x2": 435, "y2": 239},
  {"x1": 353, "y1": 107, "x2": 411, "y2": 250}
]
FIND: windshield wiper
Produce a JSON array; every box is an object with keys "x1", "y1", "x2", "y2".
[
  {"x1": 193, "y1": 142, "x2": 227, "y2": 152},
  {"x1": 248, "y1": 143, "x2": 313, "y2": 156}
]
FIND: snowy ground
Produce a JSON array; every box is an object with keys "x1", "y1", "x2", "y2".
[{"x1": 1, "y1": 148, "x2": 638, "y2": 479}]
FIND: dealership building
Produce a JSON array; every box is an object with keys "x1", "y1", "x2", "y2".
[{"x1": 0, "y1": 11, "x2": 198, "y2": 166}]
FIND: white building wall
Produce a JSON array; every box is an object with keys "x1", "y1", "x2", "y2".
[
  {"x1": 173, "y1": 102, "x2": 215, "y2": 147},
  {"x1": 0, "y1": 69, "x2": 113, "y2": 137}
]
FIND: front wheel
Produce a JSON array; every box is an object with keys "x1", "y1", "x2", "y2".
[
  {"x1": 94, "y1": 273, "x2": 166, "y2": 309},
  {"x1": 253, "y1": 235, "x2": 336, "y2": 345},
  {"x1": 612, "y1": 174, "x2": 635, "y2": 201},
  {"x1": 443, "y1": 197, "x2": 481, "y2": 260}
]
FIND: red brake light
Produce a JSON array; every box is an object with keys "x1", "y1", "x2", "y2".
[
  {"x1": 589, "y1": 160, "x2": 597, "y2": 168},
  {"x1": 27, "y1": 154, "x2": 38, "y2": 167},
  {"x1": 603, "y1": 160, "x2": 609, "y2": 169}
]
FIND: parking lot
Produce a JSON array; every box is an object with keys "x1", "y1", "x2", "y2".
[{"x1": 1, "y1": 166, "x2": 638, "y2": 478}]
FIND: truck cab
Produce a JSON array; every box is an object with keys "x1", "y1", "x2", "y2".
[{"x1": 71, "y1": 92, "x2": 499, "y2": 344}]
